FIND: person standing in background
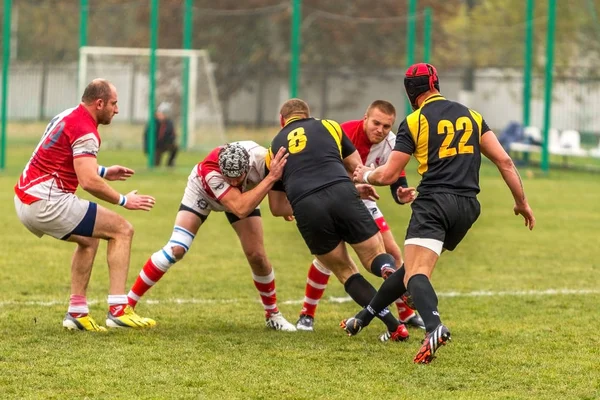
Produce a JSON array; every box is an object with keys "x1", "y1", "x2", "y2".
[{"x1": 144, "y1": 102, "x2": 179, "y2": 167}]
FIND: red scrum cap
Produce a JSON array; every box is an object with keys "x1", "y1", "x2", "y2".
[{"x1": 404, "y1": 63, "x2": 440, "y2": 110}]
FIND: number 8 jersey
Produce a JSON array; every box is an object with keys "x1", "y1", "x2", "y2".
[
  {"x1": 267, "y1": 117, "x2": 356, "y2": 207},
  {"x1": 394, "y1": 94, "x2": 490, "y2": 197}
]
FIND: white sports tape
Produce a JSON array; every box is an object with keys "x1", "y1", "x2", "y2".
[
  {"x1": 404, "y1": 238, "x2": 444, "y2": 256},
  {"x1": 168, "y1": 225, "x2": 195, "y2": 252},
  {"x1": 151, "y1": 226, "x2": 196, "y2": 271}
]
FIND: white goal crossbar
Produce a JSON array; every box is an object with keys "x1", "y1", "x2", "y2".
[
  {"x1": 78, "y1": 46, "x2": 225, "y2": 149},
  {"x1": 80, "y1": 46, "x2": 210, "y2": 58}
]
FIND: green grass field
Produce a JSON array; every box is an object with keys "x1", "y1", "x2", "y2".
[{"x1": 0, "y1": 124, "x2": 599, "y2": 399}]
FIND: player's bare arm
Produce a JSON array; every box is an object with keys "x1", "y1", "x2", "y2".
[
  {"x1": 104, "y1": 165, "x2": 134, "y2": 181},
  {"x1": 265, "y1": 147, "x2": 289, "y2": 182},
  {"x1": 343, "y1": 151, "x2": 386, "y2": 197},
  {"x1": 395, "y1": 186, "x2": 417, "y2": 204},
  {"x1": 342, "y1": 150, "x2": 362, "y2": 175},
  {"x1": 74, "y1": 157, "x2": 155, "y2": 211},
  {"x1": 353, "y1": 151, "x2": 411, "y2": 186},
  {"x1": 480, "y1": 130, "x2": 535, "y2": 230},
  {"x1": 355, "y1": 184, "x2": 380, "y2": 201},
  {"x1": 220, "y1": 147, "x2": 288, "y2": 219},
  {"x1": 268, "y1": 190, "x2": 293, "y2": 218}
]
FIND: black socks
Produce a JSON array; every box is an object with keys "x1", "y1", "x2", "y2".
[
  {"x1": 344, "y1": 273, "x2": 398, "y2": 332},
  {"x1": 407, "y1": 273, "x2": 441, "y2": 332},
  {"x1": 359, "y1": 264, "x2": 407, "y2": 321},
  {"x1": 369, "y1": 253, "x2": 396, "y2": 277}
]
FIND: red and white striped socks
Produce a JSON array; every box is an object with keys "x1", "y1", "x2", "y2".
[
  {"x1": 68, "y1": 294, "x2": 88, "y2": 318},
  {"x1": 299, "y1": 260, "x2": 332, "y2": 317},
  {"x1": 252, "y1": 270, "x2": 279, "y2": 317},
  {"x1": 395, "y1": 298, "x2": 416, "y2": 322},
  {"x1": 128, "y1": 258, "x2": 169, "y2": 308},
  {"x1": 108, "y1": 294, "x2": 128, "y2": 317}
]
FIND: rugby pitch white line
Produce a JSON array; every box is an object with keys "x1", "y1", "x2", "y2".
[{"x1": 1, "y1": 288, "x2": 598, "y2": 307}]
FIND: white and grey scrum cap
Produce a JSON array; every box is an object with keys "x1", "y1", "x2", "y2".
[{"x1": 218, "y1": 144, "x2": 250, "y2": 178}]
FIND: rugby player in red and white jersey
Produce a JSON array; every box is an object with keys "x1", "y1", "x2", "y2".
[
  {"x1": 14, "y1": 79, "x2": 157, "y2": 331},
  {"x1": 127, "y1": 141, "x2": 298, "y2": 331},
  {"x1": 295, "y1": 100, "x2": 425, "y2": 331}
]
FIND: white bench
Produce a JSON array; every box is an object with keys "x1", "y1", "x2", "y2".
[
  {"x1": 590, "y1": 145, "x2": 600, "y2": 158},
  {"x1": 509, "y1": 142, "x2": 541, "y2": 154},
  {"x1": 509, "y1": 127, "x2": 591, "y2": 164}
]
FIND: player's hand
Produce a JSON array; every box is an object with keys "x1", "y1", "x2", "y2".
[
  {"x1": 105, "y1": 165, "x2": 134, "y2": 181},
  {"x1": 283, "y1": 215, "x2": 295, "y2": 222},
  {"x1": 353, "y1": 164, "x2": 374, "y2": 183},
  {"x1": 514, "y1": 202, "x2": 535, "y2": 230},
  {"x1": 396, "y1": 186, "x2": 417, "y2": 204},
  {"x1": 123, "y1": 190, "x2": 155, "y2": 211},
  {"x1": 355, "y1": 184, "x2": 380, "y2": 201},
  {"x1": 267, "y1": 147, "x2": 288, "y2": 181}
]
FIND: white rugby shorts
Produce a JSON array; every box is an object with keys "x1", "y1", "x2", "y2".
[
  {"x1": 14, "y1": 193, "x2": 91, "y2": 239},
  {"x1": 362, "y1": 199, "x2": 384, "y2": 220},
  {"x1": 180, "y1": 167, "x2": 222, "y2": 218}
]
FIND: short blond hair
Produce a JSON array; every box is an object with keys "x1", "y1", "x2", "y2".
[
  {"x1": 280, "y1": 98, "x2": 310, "y2": 120},
  {"x1": 366, "y1": 100, "x2": 396, "y2": 117}
]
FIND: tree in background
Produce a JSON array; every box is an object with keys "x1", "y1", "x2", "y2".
[
  {"x1": 7, "y1": 0, "x2": 600, "y2": 123},
  {"x1": 440, "y1": 0, "x2": 600, "y2": 72}
]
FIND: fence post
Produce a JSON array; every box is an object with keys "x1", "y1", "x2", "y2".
[
  {"x1": 39, "y1": 63, "x2": 48, "y2": 120},
  {"x1": 289, "y1": 0, "x2": 302, "y2": 98},
  {"x1": 405, "y1": 0, "x2": 417, "y2": 117},
  {"x1": 522, "y1": 0, "x2": 534, "y2": 164},
  {"x1": 78, "y1": 0, "x2": 88, "y2": 97},
  {"x1": 147, "y1": 0, "x2": 159, "y2": 169},
  {"x1": 541, "y1": 0, "x2": 556, "y2": 174},
  {"x1": 1, "y1": 0, "x2": 13, "y2": 170},
  {"x1": 181, "y1": 0, "x2": 192, "y2": 150}
]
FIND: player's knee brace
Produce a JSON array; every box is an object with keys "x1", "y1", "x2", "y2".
[
  {"x1": 150, "y1": 225, "x2": 195, "y2": 272},
  {"x1": 370, "y1": 253, "x2": 396, "y2": 277}
]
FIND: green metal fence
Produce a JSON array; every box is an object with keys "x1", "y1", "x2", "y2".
[{"x1": 2, "y1": 0, "x2": 600, "y2": 172}]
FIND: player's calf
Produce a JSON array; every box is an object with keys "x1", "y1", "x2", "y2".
[{"x1": 128, "y1": 225, "x2": 195, "y2": 308}]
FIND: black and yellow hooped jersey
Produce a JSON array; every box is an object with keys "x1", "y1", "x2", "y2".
[
  {"x1": 267, "y1": 117, "x2": 356, "y2": 206},
  {"x1": 394, "y1": 94, "x2": 490, "y2": 197}
]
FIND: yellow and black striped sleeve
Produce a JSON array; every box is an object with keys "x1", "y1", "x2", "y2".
[
  {"x1": 340, "y1": 131, "x2": 356, "y2": 158},
  {"x1": 468, "y1": 108, "x2": 491, "y2": 139},
  {"x1": 481, "y1": 118, "x2": 490, "y2": 135},
  {"x1": 393, "y1": 118, "x2": 416, "y2": 154},
  {"x1": 264, "y1": 146, "x2": 285, "y2": 191},
  {"x1": 265, "y1": 146, "x2": 274, "y2": 170},
  {"x1": 321, "y1": 119, "x2": 356, "y2": 157}
]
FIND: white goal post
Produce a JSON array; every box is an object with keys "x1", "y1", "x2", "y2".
[{"x1": 78, "y1": 46, "x2": 225, "y2": 150}]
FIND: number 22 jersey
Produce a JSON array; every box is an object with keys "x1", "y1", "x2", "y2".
[{"x1": 394, "y1": 94, "x2": 490, "y2": 197}]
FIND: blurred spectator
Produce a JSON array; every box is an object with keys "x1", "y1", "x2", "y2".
[
  {"x1": 498, "y1": 120, "x2": 525, "y2": 152},
  {"x1": 144, "y1": 102, "x2": 179, "y2": 167}
]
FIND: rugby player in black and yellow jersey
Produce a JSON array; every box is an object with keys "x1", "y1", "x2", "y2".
[
  {"x1": 266, "y1": 98, "x2": 415, "y2": 341},
  {"x1": 344, "y1": 63, "x2": 536, "y2": 364}
]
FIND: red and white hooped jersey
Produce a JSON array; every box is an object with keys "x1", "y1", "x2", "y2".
[
  {"x1": 14, "y1": 105, "x2": 101, "y2": 204},
  {"x1": 195, "y1": 140, "x2": 267, "y2": 210},
  {"x1": 341, "y1": 119, "x2": 406, "y2": 178}
]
